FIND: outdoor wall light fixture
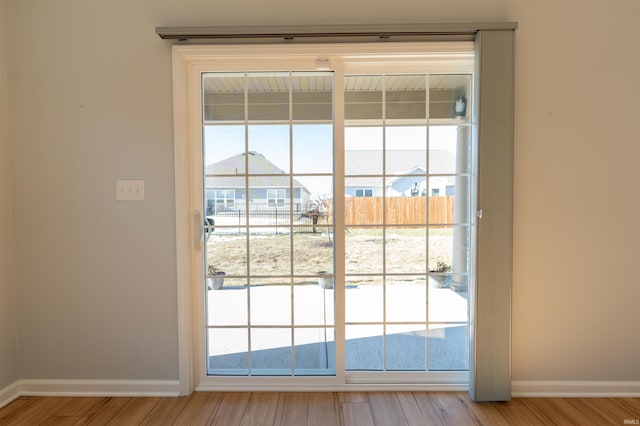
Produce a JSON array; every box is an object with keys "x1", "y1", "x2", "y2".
[{"x1": 454, "y1": 95, "x2": 467, "y2": 118}]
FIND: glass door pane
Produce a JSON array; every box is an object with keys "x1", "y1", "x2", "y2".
[
  {"x1": 203, "y1": 71, "x2": 335, "y2": 376},
  {"x1": 344, "y1": 73, "x2": 471, "y2": 372}
]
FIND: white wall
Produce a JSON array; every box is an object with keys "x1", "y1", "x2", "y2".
[
  {"x1": 0, "y1": 0, "x2": 19, "y2": 390},
  {"x1": 512, "y1": 1, "x2": 640, "y2": 382},
  {"x1": 513, "y1": 1, "x2": 640, "y2": 380},
  {"x1": 4, "y1": 0, "x2": 640, "y2": 385},
  {"x1": 5, "y1": 0, "x2": 180, "y2": 380}
]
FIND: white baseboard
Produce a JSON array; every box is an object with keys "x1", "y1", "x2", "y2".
[
  {"x1": 0, "y1": 379, "x2": 180, "y2": 402},
  {"x1": 0, "y1": 380, "x2": 21, "y2": 409},
  {"x1": 512, "y1": 380, "x2": 640, "y2": 397},
  {"x1": 6, "y1": 378, "x2": 640, "y2": 401}
]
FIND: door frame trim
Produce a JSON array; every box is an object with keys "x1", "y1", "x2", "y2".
[{"x1": 171, "y1": 36, "x2": 513, "y2": 397}]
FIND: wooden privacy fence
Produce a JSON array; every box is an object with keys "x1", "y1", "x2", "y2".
[
  {"x1": 210, "y1": 197, "x2": 454, "y2": 233},
  {"x1": 343, "y1": 196, "x2": 454, "y2": 226}
]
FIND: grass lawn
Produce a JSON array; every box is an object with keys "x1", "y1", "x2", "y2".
[{"x1": 207, "y1": 227, "x2": 459, "y2": 286}]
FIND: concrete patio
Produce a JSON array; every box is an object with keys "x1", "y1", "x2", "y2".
[{"x1": 206, "y1": 281, "x2": 468, "y2": 375}]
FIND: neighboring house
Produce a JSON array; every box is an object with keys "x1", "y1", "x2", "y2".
[
  {"x1": 344, "y1": 150, "x2": 456, "y2": 197},
  {"x1": 205, "y1": 151, "x2": 311, "y2": 213}
]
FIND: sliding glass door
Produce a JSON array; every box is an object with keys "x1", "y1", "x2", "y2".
[{"x1": 193, "y1": 45, "x2": 476, "y2": 385}]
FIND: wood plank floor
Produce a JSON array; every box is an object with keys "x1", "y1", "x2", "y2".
[{"x1": 1, "y1": 392, "x2": 639, "y2": 425}]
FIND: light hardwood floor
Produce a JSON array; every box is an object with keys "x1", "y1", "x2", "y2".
[{"x1": 1, "y1": 392, "x2": 639, "y2": 425}]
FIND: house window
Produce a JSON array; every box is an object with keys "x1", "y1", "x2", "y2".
[
  {"x1": 213, "y1": 189, "x2": 234, "y2": 209},
  {"x1": 355, "y1": 188, "x2": 373, "y2": 197},
  {"x1": 432, "y1": 188, "x2": 440, "y2": 196},
  {"x1": 267, "y1": 189, "x2": 286, "y2": 208}
]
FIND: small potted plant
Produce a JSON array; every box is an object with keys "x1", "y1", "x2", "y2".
[
  {"x1": 317, "y1": 271, "x2": 334, "y2": 289},
  {"x1": 207, "y1": 265, "x2": 226, "y2": 290},
  {"x1": 429, "y1": 259, "x2": 452, "y2": 288}
]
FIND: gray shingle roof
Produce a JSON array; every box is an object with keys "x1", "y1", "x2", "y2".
[
  {"x1": 206, "y1": 150, "x2": 456, "y2": 189},
  {"x1": 345, "y1": 150, "x2": 456, "y2": 175}
]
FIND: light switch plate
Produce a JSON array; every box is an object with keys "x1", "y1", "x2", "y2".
[{"x1": 116, "y1": 179, "x2": 145, "y2": 201}]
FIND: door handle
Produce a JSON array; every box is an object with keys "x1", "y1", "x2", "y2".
[{"x1": 194, "y1": 210, "x2": 204, "y2": 250}]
